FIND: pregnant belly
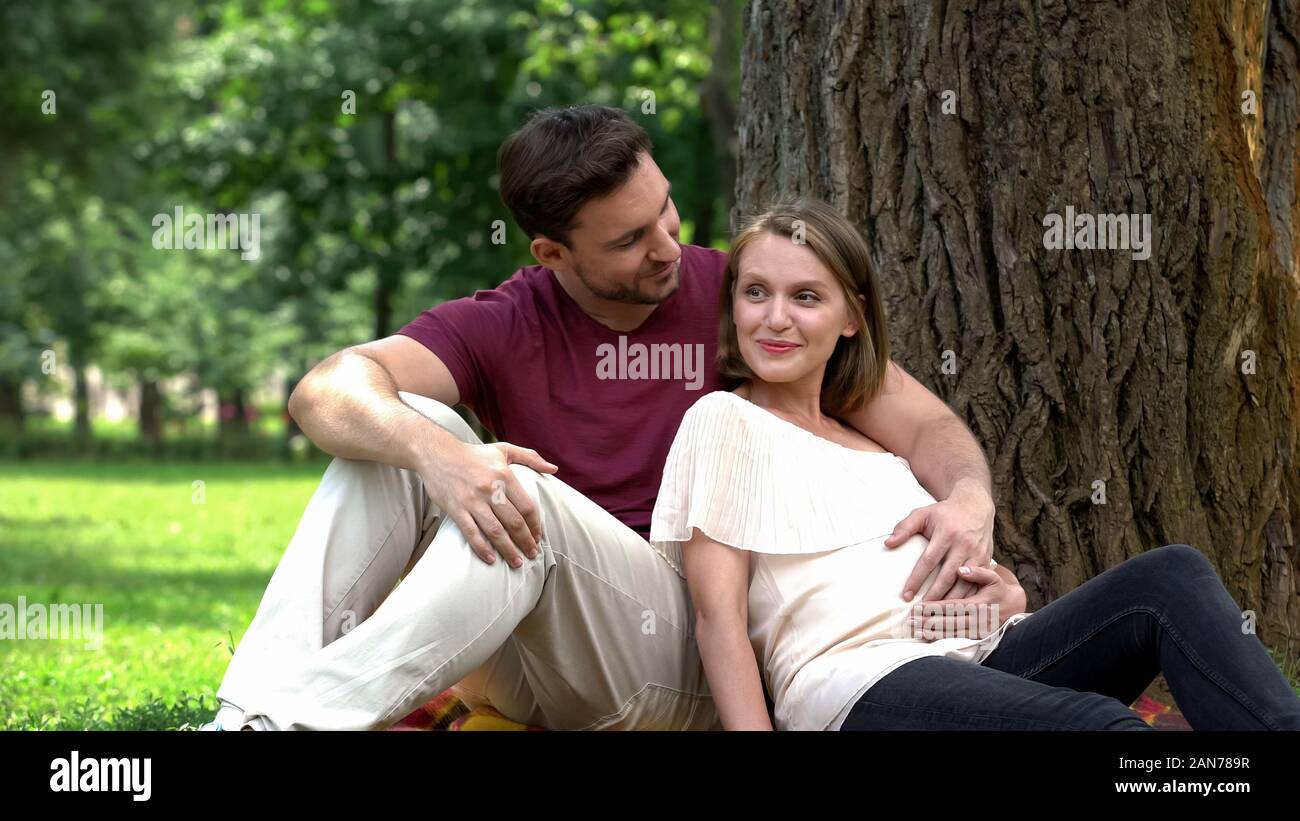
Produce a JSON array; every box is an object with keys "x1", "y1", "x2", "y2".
[{"x1": 752, "y1": 532, "x2": 943, "y2": 661}]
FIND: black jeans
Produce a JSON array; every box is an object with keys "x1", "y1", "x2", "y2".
[{"x1": 841, "y1": 544, "x2": 1300, "y2": 730}]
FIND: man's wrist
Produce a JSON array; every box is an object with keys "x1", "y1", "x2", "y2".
[
  {"x1": 949, "y1": 477, "x2": 994, "y2": 508},
  {"x1": 400, "y1": 405, "x2": 461, "y2": 475}
]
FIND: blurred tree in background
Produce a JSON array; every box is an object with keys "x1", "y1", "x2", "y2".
[{"x1": 0, "y1": 0, "x2": 739, "y2": 452}]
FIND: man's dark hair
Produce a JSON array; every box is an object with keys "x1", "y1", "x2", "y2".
[{"x1": 498, "y1": 104, "x2": 654, "y2": 247}]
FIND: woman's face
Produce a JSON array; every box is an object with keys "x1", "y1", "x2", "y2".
[{"x1": 731, "y1": 231, "x2": 860, "y2": 387}]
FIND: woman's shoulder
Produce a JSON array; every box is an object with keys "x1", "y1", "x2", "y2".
[
  {"x1": 679, "y1": 390, "x2": 767, "y2": 437},
  {"x1": 689, "y1": 388, "x2": 744, "y2": 408},
  {"x1": 682, "y1": 389, "x2": 740, "y2": 421}
]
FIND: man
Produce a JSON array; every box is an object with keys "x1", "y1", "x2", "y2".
[{"x1": 208, "y1": 104, "x2": 1026, "y2": 731}]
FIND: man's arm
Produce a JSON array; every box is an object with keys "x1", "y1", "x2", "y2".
[
  {"x1": 839, "y1": 360, "x2": 991, "y2": 503},
  {"x1": 288, "y1": 334, "x2": 555, "y2": 568},
  {"x1": 838, "y1": 359, "x2": 997, "y2": 602},
  {"x1": 288, "y1": 335, "x2": 461, "y2": 470}
]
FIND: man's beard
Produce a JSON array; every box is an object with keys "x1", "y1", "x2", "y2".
[{"x1": 573, "y1": 259, "x2": 678, "y2": 305}]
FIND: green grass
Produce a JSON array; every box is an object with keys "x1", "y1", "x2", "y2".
[{"x1": 0, "y1": 460, "x2": 325, "y2": 730}]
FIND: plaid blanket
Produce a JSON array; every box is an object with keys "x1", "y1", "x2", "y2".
[
  {"x1": 388, "y1": 688, "x2": 544, "y2": 731},
  {"x1": 388, "y1": 688, "x2": 1190, "y2": 731}
]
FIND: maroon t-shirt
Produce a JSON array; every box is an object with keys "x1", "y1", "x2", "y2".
[{"x1": 397, "y1": 243, "x2": 730, "y2": 540}]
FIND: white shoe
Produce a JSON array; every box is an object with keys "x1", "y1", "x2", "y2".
[{"x1": 198, "y1": 700, "x2": 249, "y2": 731}]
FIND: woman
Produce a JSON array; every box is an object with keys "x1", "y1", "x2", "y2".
[{"x1": 648, "y1": 199, "x2": 1300, "y2": 731}]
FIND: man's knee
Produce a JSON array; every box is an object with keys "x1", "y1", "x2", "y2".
[
  {"x1": 398, "y1": 391, "x2": 480, "y2": 444},
  {"x1": 506, "y1": 463, "x2": 548, "y2": 521}
]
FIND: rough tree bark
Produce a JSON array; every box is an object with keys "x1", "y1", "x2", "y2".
[{"x1": 736, "y1": 0, "x2": 1300, "y2": 650}]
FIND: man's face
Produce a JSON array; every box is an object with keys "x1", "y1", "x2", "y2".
[{"x1": 547, "y1": 152, "x2": 683, "y2": 305}]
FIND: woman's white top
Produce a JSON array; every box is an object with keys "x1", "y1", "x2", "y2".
[{"x1": 648, "y1": 390, "x2": 1032, "y2": 731}]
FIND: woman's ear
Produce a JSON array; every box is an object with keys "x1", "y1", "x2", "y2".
[{"x1": 842, "y1": 293, "x2": 867, "y2": 338}]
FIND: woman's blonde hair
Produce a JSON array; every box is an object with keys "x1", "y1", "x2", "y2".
[{"x1": 717, "y1": 199, "x2": 891, "y2": 417}]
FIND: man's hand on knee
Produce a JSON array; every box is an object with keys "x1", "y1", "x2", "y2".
[{"x1": 418, "y1": 440, "x2": 558, "y2": 570}]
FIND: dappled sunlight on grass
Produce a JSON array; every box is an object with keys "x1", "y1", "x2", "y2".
[{"x1": 0, "y1": 460, "x2": 324, "y2": 729}]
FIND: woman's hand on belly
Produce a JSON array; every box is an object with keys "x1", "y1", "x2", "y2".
[{"x1": 906, "y1": 564, "x2": 1025, "y2": 641}]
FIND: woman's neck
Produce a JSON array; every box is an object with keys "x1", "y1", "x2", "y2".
[{"x1": 738, "y1": 379, "x2": 831, "y2": 430}]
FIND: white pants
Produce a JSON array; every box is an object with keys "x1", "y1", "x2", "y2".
[{"x1": 214, "y1": 392, "x2": 723, "y2": 730}]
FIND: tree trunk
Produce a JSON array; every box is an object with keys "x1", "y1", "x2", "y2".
[
  {"x1": 139, "y1": 378, "x2": 162, "y2": 445},
  {"x1": 737, "y1": 0, "x2": 1300, "y2": 648},
  {"x1": 699, "y1": 0, "x2": 739, "y2": 245},
  {"x1": 71, "y1": 361, "x2": 90, "y2": 444},
  {"x1": 0, "y1": 375, "x2": 23, "y2": 431},
  {"x1": 692, "y1": 114, "x2": 719, "y2": 247},
  {"x1": 218, "y1": 387, "x2": 250, "y2": 438},
  {"x1": 374, "y1": 270, "x2": 394, "y2": 340},
  {"x1": 374, "y1": 110, "x2": 398, "y2": 340}
]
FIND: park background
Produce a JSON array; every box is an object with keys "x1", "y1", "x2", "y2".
[{"x1": 2, "y1": 0, "x2": 1297, "y2": 729}]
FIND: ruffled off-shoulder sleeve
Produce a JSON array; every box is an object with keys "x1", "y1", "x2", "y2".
[{"x1": 648, "y1": 392, "x2": 926, "y2": 578}]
